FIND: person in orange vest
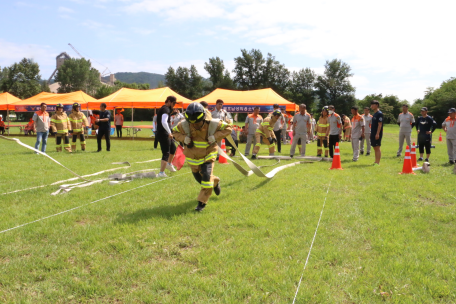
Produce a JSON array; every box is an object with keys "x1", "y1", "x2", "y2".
[
  {"x1": 327, "y1": 105, "x2": 342, "y2": 158},
  {"x1": 350, "y1": 106, "x2": 365, "y2": 161},
  {"x1": 244, "y1": 107, "x2": 263, "y2": 156},
  {"x1": 114, "y1": 109, "x2": 124, "y2": 138},
  {"x1": 50, "y1": 103, "x2": 72, "y2": 152},
  {"x1": 24, "y1": 118, "x2": 35, "y2": 135},
  {"x1": 89, "y1": 111, "x2": 99, "y2": 131},
  {"x1": 32, "y1": 103, "x2": 51, "y2": 153},
  {"x1": 442, "y1": 108, "x2": 456, "y2": 164},
  {"x1": 0, "y1": 116, "x2": 5, "y2": 135},
  {"x1": 69, "y1": 103, "x2": 89, "y2": 151}
]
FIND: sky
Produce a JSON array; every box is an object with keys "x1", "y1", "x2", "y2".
[{"x1": 1, "y1": 0, "x2": 455, "y2": 102}]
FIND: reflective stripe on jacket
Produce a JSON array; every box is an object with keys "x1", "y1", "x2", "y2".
[
  {"x1": 51, "y1": 112, "x2": 71, "y2": 134},
  {"x1": 69, "y1": 111, "x2": 88, "y2": 133}
]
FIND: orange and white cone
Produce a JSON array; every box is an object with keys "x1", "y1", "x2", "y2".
[
  {"x1": 439, "y1": 132, "x2": 443, "y2": 142},
  {"x1": 330, "y1": 142, "x2": 343, "y2": 170},
  {"x1": 411, "y1": 142, "x2": 418, "y2": 168},
  {"x1": 399, "y1": 145, "x2": 415, "y2": 175},
  {"x1": 219, "y1": 139, "x2": 228, "y2": 164}
]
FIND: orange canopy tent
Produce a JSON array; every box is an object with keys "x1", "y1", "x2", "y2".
[
  {"x1": 87, "y1": 87, "x2": 190, "y2": 109},
  {"x1": 192, "y1": 88, "x2": 298, "y2": 112},
  {"x1": 13, "y1": 91, "x2": 96, "y2": 111},
  {"x1": 0, "y1": 92, "x2": 21, "y2": 110}
]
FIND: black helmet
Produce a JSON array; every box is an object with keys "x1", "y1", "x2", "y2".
[
  {"x1": 272, "y1": 109, "x2": 281, "y2": 117},
  {"x1": 185, "y1": 102, "x2": 206, "y2": 123},
  {"x1": 73, "y1": 102, "x2": 80, "y2": 108},
  {"x1": 56, "y1": 103, "x2": 64, "y2": 109}
]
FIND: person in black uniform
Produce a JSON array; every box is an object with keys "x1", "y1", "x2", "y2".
[
  {"x1": 370, "y1": 100, "x2": 383, "y2": 165},
  {"x1": 96, "y1": 103, "x2": 111, "y2": 152},
  {"x1": 416, "y1": 107, "x2": 436, "y2": 162},
  {"x1": 157, "y1": 96, "x2": 177, "y2": 177}
]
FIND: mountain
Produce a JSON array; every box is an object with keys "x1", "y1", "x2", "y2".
[{"x1": 102, "y1": 72, "x2": 166, "y2": 88}]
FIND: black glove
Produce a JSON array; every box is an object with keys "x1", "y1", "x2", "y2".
[
  {"x1": 69, "y1": 130, "x2": 73, "y2": 134},
  {"x1": 187, "y1": 141, "x2": 194, "y2": 148},
  {"x1": 267, "y1": 137, "x2": 273, "y2": 144}
]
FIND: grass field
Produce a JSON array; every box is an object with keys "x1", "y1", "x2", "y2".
[{"x1": 1, "y1": 125, "x2": 455, "y2": 303}]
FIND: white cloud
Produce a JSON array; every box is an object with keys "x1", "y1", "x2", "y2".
[
  {"x1": 131, "y1": 27, "x2": 155, "y2": 35},
  {"x1": 58, "y1": 6, "x2": 74, "y2": 13}
]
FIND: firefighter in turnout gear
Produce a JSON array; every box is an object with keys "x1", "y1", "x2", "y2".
[
  {"x1": 251, "y1": 110, "x2": 281, "y2": 159},
  {"x1": 69, "y1": 103, "x2": 89, "y2": 151},
  {"x1": 172, "y1": 102, "x2": 232, "y2": 212},
  {"x1": 316, "y1": 106, "x2": 330, "y2": 157},
  {"x1": 50, "y1": 103, "x2": 72, "y2": 152}
]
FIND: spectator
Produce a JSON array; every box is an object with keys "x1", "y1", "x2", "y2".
[
  {"x1": 281, "y1": 109, "x2": 290, "y2": 144},
  {"x1": 416, "y1": 107, "x2": 437, "y2": 162},
  {"x1": 361, "y1": 107, "x2": 372, "y2": 156},
  {"x1": 153, "y1": 113, "x2": 159, "y2": 149},
  {"x1": 244, "y1": 106, "x2": 263, "y2": 156},
  {"x1": 310, "y1": 113, "x2": 316, "y2": 142},
  {"x1": 0, "y1": 116, "x2": 5, "y2": 135},
  {"x1": 370, "y1": 100, "x2": 384, "y2": 165},
  {"x1": 114, "y1": 109, "x2": 124, "y2": 138},
  {"x1": 199, "y1": 101, "x2": 213, "y2": 120},
  {"x1": 327, "y1": 105, "x2": 342, "y2": 158},
  {"x1": 157, "y1": 96, "x2": 177, "y2": 177},
  {"x1": 170, "y1": 109, "x2": 185, "y2": 129},
  {"x1": 96, "y1": 103, "x2": 111, "y2": 152},
  {"x1": 342, "y1": 114, "x2": 352, "y2": 142},
  {"x1": 290, "y1": 104, "x2": 311, "y2": 157},
  {"x1": 396, "y1": 104, "x2": 415, "y2": 157},
  {"x1": 239, "y1": 126, "x2": 247, "y2": 143},
  {"x1": 442, "y1": 108, "x2": 456, "y2": 164},
  {"x1": 24, "y1": 118, "x2": 35, "y2": 135},
  {"x1": 210, "y1": 99, "x2": 232, "y2": 159},
  {"x1": 350, "y1": 106, "x2": 365, "y2": 162},
  {"x1": 225, "y1": 128, "x2": 239, "y2": 156},
  {"x1": 32, "y1": 102, "x2": 50, "y2": 153}
]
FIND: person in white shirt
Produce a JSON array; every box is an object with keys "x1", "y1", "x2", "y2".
[
  {"x1": 360, "y1": 107, "x2": 372, "y2": 156},
  {"x1": 310, "y1": 113, "x2": 316, "y2": 142},
  {"x1": 211, "y1": 99, "x2": 233, "y2": 159},
  {"x1": 290, "y1": 104, "x2": 311, "y2": 157},
  {"x1": 170, "y1": 109, "x2": 185, "y2": 129},
  {"x1": 396, "y1": 104, "x2": 415, "y2": 157},
  {"x1": 244, "y1": 107, "x2": 263, "y2": 156}
]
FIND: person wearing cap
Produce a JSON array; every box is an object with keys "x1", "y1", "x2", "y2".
[
  {"x1": 360, "y1": 107, "x2": 372, "y2": 156},
  {"x1": 350, "y1": 106, "x2": 365, "y2": 162},
  {"x1": 114, "y1": 109, "x2": 124, "y2": 138},
  {"x1": 32, "y1": 103, "x2": 51, "y2": 153},
  {"x1": 396, "y1": 104, "x2": 415, "y2": 157},
  {"x1": 416, "y1": 107, "x2": 436, "y2": 162},
  {"x1": 442, "y1": 108, "x2": 456, "y2": 164},
  {"x1": 326, "y1": 105, "x2": 342, "y2": 158},
  {"x1": 252, "y1": 109, "x2": 281, "y2": 159},
  {"x1": 244, "y1": 106, "x2": 263, "y2": 156},
  {"x1": 370, "y1": 100, "x2": 383, "y2": 165},
  {"x1": 290, "y1": 104, "x2": 311, "y2": 157},
  {"x1": 50, "y1": 103, "x2": 72, "y2": 152},
  {"x1": 69, "y1": 103, "x2": 89, "y2": 152},
  {"x1": 96, "y1": 103, "x2": 112, "y2": 152}
]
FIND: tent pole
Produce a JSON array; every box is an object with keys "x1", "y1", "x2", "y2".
[
  {"x1": 7, "y1": 107, "x2": 10, "y2": 136},
  {"x1": 132, "y1": 107, "x2": 134, "y2": 141}
]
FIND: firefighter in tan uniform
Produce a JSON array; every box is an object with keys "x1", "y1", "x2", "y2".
[
  {"x1": 69, "y1": 103, "x2": 89, "y2": 152},
  {"x1": 50, "y1": 103, "x2": 72, "y2": 152},
  {"x1": 316, "y1": 106, "x2": 330, "y2": 157},
  {"x1": 251, "y1": 110, "x2": 281, "y2": 159},
  {"x1": 172, "y1": 102, "x2": 232, "y2": 212}
]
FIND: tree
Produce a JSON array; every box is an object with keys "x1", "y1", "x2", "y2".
[
  {"x1": 204, "y1": 57, "x2": 235, "y2": 90},
  {"x1": 262, "y1": 53, "x2": 290, "y2": 96},
  {"x1": 358, "y1": 93, "x2": 409, "y2": 123},
  {"x1": 0, "y1": 58, "x2": 42, "y2": 99},
  {"x1": 417, "y1": 77, "x2": 456, "y2": 124},
  {"x1": 54, "y1": 58, "x2": 101, "y2": 95},
  {"x1": 289, "y1": 68, "x2": 317, "y2": 108},
  {"x1": 315, "y1": 59, "x2": 356, "y2": 115},
  {"x1": 41, "y1": 80, "x2": 51, "y2": 93},
  {"x1": 94, "y1": 80, "x2": 150, "y2": 99},
  {"x1": 232, "y1": 49, "x2": 266, "y2": 90},
  {"x1": 165, "y1": 65, "x2": 205, "y2": 99}
]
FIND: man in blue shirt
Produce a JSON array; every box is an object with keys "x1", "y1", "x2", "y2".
[
  {"x1": 416, "y1": 107, "x2": 437, "y2": 162},
  {"x1": 96, "y1": 103, "x2": 111, "y2": 152},
  {"x1": 370, "y1": 100, "x2": 383, "y2": 165}
]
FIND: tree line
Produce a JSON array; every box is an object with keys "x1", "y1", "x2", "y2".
[{"x1": 1, "y1": 50, "x2": 455, "y2": 125}]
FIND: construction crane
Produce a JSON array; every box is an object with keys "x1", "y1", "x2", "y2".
[
  {"x1": 68, "y1": 43, "x2": 83, "y2": 58},
  {"x1": 67, "y1": 43, "x2": 112, "y2": 76}
]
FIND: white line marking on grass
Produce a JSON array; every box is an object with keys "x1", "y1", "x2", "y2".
[
  {"x1": 0, "y1": 173, "x2": 190, "y2": 235},
  {"x1": 292, "y1": 179, "x2": 332, "y2": 304}
]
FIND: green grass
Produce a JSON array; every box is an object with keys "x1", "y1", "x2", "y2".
[{"x1": 0, "y1": 125, "x2": 455, "y2": 303}]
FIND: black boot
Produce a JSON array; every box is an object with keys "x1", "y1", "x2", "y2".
[
  {"x1": 214, "y1": 183, "x2": 221, "y2": 196},
  {"x1": 195, "y1": 201, "x2": 206, "y2": 212}
]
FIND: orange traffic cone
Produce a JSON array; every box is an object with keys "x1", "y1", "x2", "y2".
[
  {"x1": 439, "y1": 132, "x2": 442, "y2": 142},
  {"x1": 330, "y1": 142, "x2": 343, "y2": 170},
  {"x1": 219, "y1": 139, "x2": 228, "y2": 164},
  {"x1": 411, "y1": 142, "x2": 418, "y2": 168},
  {"x1": 399, "y1": 145, "x2": 415, "y2": 175}
]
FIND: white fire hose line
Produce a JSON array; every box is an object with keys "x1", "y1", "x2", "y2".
[
  {"x1": 0, "y1": 173, "x2": 190, "y2": 235},
  {"x1": 292, "y1": 179, "x2": 332, "y2": 304}
]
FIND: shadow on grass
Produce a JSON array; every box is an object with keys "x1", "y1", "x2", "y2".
[
  {"x1": 115, "y1": 200, "x2": 196, "y2": 223},
  {"x1": 249, "y1": 178, "x2": 272, "y2": 191}
]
